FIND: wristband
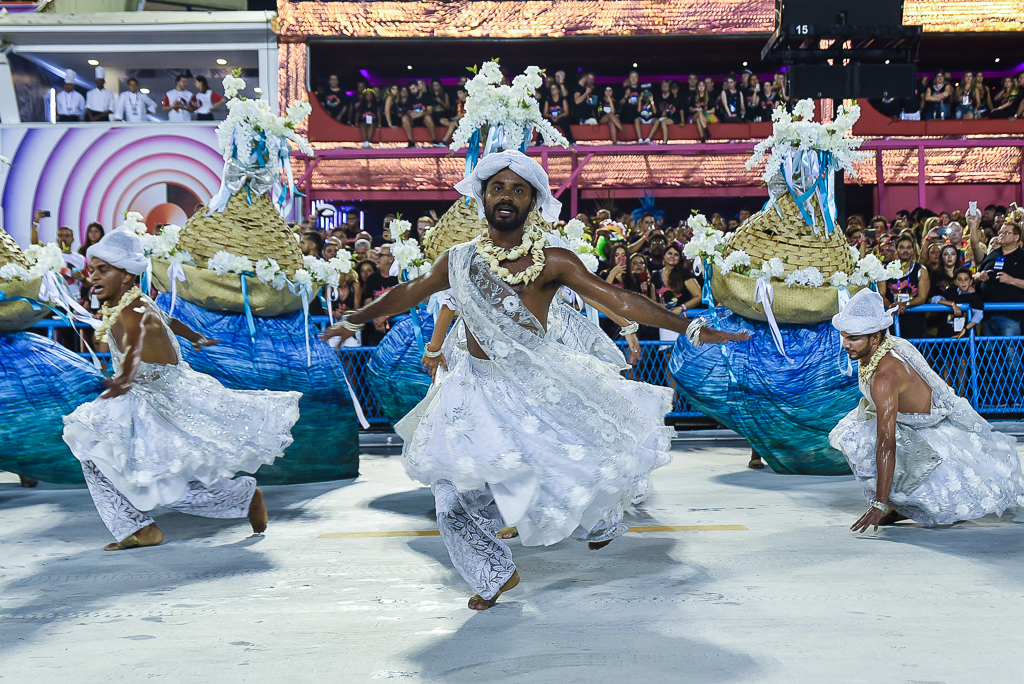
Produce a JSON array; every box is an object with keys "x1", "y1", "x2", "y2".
[
  {"x1": 191, "y1": 336, "x2": 212, "y2": 351},
  {"x1": 870, "y1": 499, "x2": 893, "y2": 515},
  {"x1": 620, "y1": 321, "x2": 639, "y2": 336},
  {"x1": 423, "y1": 347, "x2": 443, "y2": 358}
]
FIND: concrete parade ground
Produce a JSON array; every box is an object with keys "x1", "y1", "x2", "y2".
[{"x1": 2, "y1": 440, "x2": 1023, "y2": 683}]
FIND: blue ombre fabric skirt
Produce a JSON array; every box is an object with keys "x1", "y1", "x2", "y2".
[
  {"x1": 366, "y1": 313, "x2": 436, "y2": 424},
  {"x1": 670, "y1": 307, "x2": 860, "y2": 475},
  {"x1": 156, "y1": 294, "x2": 359, "y2": 483},
  {"x1": 0, "y1": 331, "x2": 106, "y2": 483}
]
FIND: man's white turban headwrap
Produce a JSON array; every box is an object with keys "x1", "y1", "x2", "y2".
[
  {"x1": 831, "y1": 289, "x2": 895, "y2": 335},
  {"x1": 453, "y1": 150, "x2": 562, "y2": 223},
  {"x1": 86, "y1": 228, "x2": 148, "y2": 275}
]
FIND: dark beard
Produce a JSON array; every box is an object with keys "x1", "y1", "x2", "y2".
[{"x1": 484, "y1": 201, "x2": 527, "y2": 233}]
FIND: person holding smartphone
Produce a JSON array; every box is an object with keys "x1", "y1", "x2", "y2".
[{"x1": 974, "y1": 217, "x2": 1024, "y2": 337}]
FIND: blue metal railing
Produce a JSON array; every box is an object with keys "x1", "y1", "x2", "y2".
[{"x1": 25, "y1": 302, "x2": 1023, "y2": 425}]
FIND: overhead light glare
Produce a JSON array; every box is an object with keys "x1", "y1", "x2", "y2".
[
  {"x1": 407, "y1": 65, "x2": 413, "y2": 70},
  {"x1": 140, "y1": 88, "x2": 150, "y2": 94},
  {"x1": 216, "y1": 58, "x2": 228, "y2": 65},
  {"x1": 994, "y1": 57, "x2": 1001, "y2": 63},
  {"x1": 632, "y1": 63, "x2": 638, "y2": 68},
  {"x1": 87, "y1": 59, "x2": 99, "y2": 66},
  {"x1": 742, "y1": 61, "x2": 748, "y2": 67},
  {"x1": 885, "y1": 59, "x2": 890, "y2": 64}
]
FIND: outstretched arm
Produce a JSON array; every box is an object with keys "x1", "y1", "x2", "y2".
[
  {"x1": 547, "y1": 248, "x2": 748, "y2": 344},
  {"x1": 852, "y1": 364, "x2": 900, "y2": 533},
  {"x1": 168, "y1": 318, "x2": 219, "y2": 351},
  {"x1": 322, "y1": 252, "x2": 451, "y2": 342}
]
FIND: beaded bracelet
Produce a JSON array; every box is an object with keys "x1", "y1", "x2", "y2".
[
  {"x1": 685, "y1": 318, "x2": 706, "y2": 347},
  {"x1": 620, "y1": 321, "x2": 639, "y2": 337},
  {"x1": 339, "y1": 314, "x2": 365, "y2": 332},
  {"x1": 870, "y1": 499, "x2": 893, "y2": 515},
  {"x1": 423, "y1": 347, "x2": 443, "y2": 358}
]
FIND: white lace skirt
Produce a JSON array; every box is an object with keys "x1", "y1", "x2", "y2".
[
  {"x1": 63, "y1": 361, "x2": 301, "y2": 511},
  {"x1": 398, "y1": 355, "x2": 673, "y2": 546},
  {"x1": 830, "y1": 411, "x2": 1024, "y2": 526}
]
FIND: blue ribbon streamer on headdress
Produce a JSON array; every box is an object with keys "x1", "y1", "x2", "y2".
[{"x1": 699, "y1": 259, "x2": 737, "y2": 382}]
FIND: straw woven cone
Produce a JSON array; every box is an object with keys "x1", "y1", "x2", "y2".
[
  {"x1": 0, "y1": 230, "x2": 47, "y2": 332},
  {"x1": 151, "y1": 190, "x2": 305, "y2": 317},
  {"x1": 423, "y1": 198, "x2": 551, "y2": 261},
  {"x1": 177, "y1": 191, "x2": 304, "y2": 274},
  {"x1": 710, "y1": 190, "x2": 863, "y2": 325}
]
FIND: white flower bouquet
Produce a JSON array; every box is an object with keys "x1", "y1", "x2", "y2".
[
  {"x1": 0, "y1": 242, "x2": 64, "y2": 281},
  {"x1": 557, "y1": 219, "x2": 599, "y2": 272},
  {"x1": 123, "y1": 212, "x2": 194, "y2": 266},
  {"x1": 450, "y1": 61, "x2": 570, "y2": 153}
]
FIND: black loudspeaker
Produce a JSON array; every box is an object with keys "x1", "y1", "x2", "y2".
[
  {"x1": 788, "y1": 63, "x2": 915, "y2": 99},
  {"x1": 778, "y1": 0, "x2": 904, "y2": 29}
]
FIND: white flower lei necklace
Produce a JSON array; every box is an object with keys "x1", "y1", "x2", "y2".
[
  {"x1": 95, "y1": 286, "x2": 145, "y2": 344},
  {"x1": 477, "y1": 228, "x2": 547, "y2": 286},
  {"x1": 858, "y1": 335, "x2": 895, "y2": 384}
]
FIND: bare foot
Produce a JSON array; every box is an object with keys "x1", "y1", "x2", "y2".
[
  {"x1": 588, "y1": 539, "x2": 613, "y2": 551},
  {"x1": 468, "y1": 570, "x2": 520, "y2": 611},
  {"x1": 497, "y1": 526, "x2": 518, "y2": 540},
  {"x1": 18, "y1": 476, "x2": 38, "y2": 488},
  {"x1": 248, "y1": 488, "x2": 268, "y2": 534},
  {"x1": 104, "y1": 523, "x2": 163, "y2": 551}
]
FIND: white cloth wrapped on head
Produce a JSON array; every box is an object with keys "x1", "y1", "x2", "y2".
[
  {"x1": 832, "y1": 289, "x2": 895, "y2": 335},
  {"x1": 86, "y1": 228, "x2": 148, "y2": 275},
  {"x1": 453, "y1": 150, "x2": 562, "y2": 223}
]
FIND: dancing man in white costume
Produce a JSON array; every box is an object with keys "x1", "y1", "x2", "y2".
[
  {"x1": 63, "y1": 229, "x2": 301, "y2": 551},
  {"x1": 830, "y1": 289, "x2": 1024, "y2": 531},
  {"x1": 324, "y1": 151, "x2": 748, "y2": 609}
]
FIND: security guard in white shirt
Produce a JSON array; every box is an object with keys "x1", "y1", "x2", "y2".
[{"x1": 114, "y1": 77, "x2": 158, "y2": 122}]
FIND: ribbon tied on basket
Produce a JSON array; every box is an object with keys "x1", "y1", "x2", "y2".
[
  {"x1": 166, "y1": 261, "x2": 187, "y2": 318},
  {"x1": 754, "y1": 277, "x2": 790, "y2": 361},
  {"x1": 207, "y1": 157, "x2": 277, "y2": 215}
]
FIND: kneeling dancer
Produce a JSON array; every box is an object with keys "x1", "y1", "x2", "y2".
[
  {"x1": 324, "y1": 151, "x2": 747, "y2": 609},
  {"x1": 63, "y1": 229, "x2": 301, "y2": 551},
  {"x1": 830, "y1": 289, "x2": 1024, "y2": 531}
]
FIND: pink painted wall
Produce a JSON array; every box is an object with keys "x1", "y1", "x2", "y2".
[{"x1": 877, "y1": 184, "x2": 1022, "y2": 218}]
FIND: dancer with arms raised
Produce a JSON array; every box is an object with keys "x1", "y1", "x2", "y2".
[{"x1": 323, "y1": 151, "x2": 748, "y2": 610}]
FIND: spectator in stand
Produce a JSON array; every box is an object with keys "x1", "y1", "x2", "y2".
[
  {"x1": 680, "y1": 74, "x2": 698, "y2": 104},
  {"x1": 717, "y1": 75, "x2": 746, "y2": 123},
  {"x1": 354, "y1": 88, "x2": 381, "y2": 148},
  {"x1": 349, "y1": 79, "x2": 370, "y2": 125},
  {"x1": 597, "y1": 86, "x2": 624, "y2": 144},
  {"x1": 974, "y1": 218, "x2": 1024, "y2": 336},
  {"x1": 627, "y1": 212, "x2": 657, "y2": 254},
  {"x1": 31, "y1": 215, "x2": 87, "y2": 302},
  {"x1": 543, "y1": 82, "x2": 575, "y2": 145},
  {"x1": 745, "y1": 74, "x2": 765, "y2": 122},
  {"x1": 377, "y1": 243, "x2": 395, "y2": 279},
  {"x1": 653, "y1": 243, "x2": 702, "y2": 312},
  {"x1": 634, "y1": 90, "x2": 666, "y2": 144},
  {"x1": 921, "y1": 240, "x2": 942, "y2": 273},
  {"x1": 1011, "y1": 73, "x2": 1024, "y2": 120},
  {"x1": 933, "y1": 267, "x2": 984, "y2": 339},
  {"x1": 553, "y1": 70, "x2": 570, "y2": 100},
  {"x1": 383, "y1": 84, "x2": 404, "y2": 129},
  {"x1": 930, "y1": 242, "x2": 962, "y2": 296},
  {"x1": 954, "y1": 72, "x2": 975, "y2": 119},
  {"x1": 191, "y1": 76, "x2": 225, "y2": 121},
  {"x1": 114, "y1": 77, "x2": 158, "y2": 122},
  {"x1": 884, "y1": 232, "x2": 931, "y2": 337},
  {"x1": 900, "y1": 75, "x2": 926, "y2": 120},
  {"x1": 317, "y1": 74, "x2": 350, "y2": 123},
  {"x1": 441, "y1": 87, "x2": 467, "y2": 145},
  {"x1": 923, "y1": 71, "x2": 953, "y2": 120},
  {"x1": 428, "y1": 78, "x2": 454, "y2": 136},
  {"x1": 55, "y1": 70, "x2": 85, "y2": 122},
  {"x1": 847, "y1": 225, "x2": 869, "y2": 258},
  {"x1": 402, "y1": 81, "x2": 439, "y2": 148},
  {"x1": 299, "y1": 231, "x2": 324, "y2": 257},
  {"x1": 989, "y1": 76, "x2": 1018, "y2": 119},
  {"x1": 705, "y1": 76, "x2": 720, "y2": 103},
  {"x1": 322, "y1": 236, "x2": 343, "y2": 261},
  {"x1": 619, "y1": 71, "x2": 643, "y2": 128},
  {"x1": 416, "y1": 215, "x2": 435, "y2": 242},
  {"x1": 771, "y1": 73, "x2": 788, "y2": 106},
  {"x1": 84, "y1": 67, "x2": 116, "y2": 122},
  {"x1": 688, "y1": 80, "x2": 716, "y2": 142},
  {"x1": 353, "y1": 238, "x2": 372, "y2": 261},
  {"x1": 163, "y1": 74, "x2": 194, "y2": 122},
  {"x1": 573, "y1": 72, "x2": 599, "y2": 124},
  {"x1": 79, "y1": 222, "x2": 105, "y2": 259},
  {"x1": 973, "y1": 73, "x2": 993, "y2": 118},
  {"x1": 647, "y1": 230, "x2": 668, "y2": 269},
  {"x1": 600, "y1": 244, "x2": 630, "y2": 288}
]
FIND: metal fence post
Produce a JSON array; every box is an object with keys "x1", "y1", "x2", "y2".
[{"x1": 968, "y1": 327, "x2": 980, "y2": 412}]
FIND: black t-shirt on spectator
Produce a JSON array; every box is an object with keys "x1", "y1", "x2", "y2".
[
  {"x1": 364, "y1": 273, "x2": 400, "y2": 302},
  {"x1": 319, "y1": 88, "x2": 347, "y2": 120},
  {"x1": 573, "y1": 83, "x2": 598, "y2": 121},
  {"x1": 978, "y1": 247, "x2": 1024, "y2": 319}
]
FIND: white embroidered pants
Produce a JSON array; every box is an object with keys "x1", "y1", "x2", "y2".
[
  {"x1": 81, "y1": 460, "x2": 256, "y2": 542},
  {"x1": 432, "y1": 479, "x2": 627, "y2": 600}
]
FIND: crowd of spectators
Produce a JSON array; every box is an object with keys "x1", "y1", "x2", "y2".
[
  {"x1": 53, "y1": 69, "x2": 227, "y2": 123},
  {"x1": 873, "y1": 70, "x2": 1024, "y2": 121},
  {"x1": 315, "y1": 68, "x2": 792, "y2": 147}
]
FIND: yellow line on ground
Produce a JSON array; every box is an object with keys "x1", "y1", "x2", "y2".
[{"x1": 317, "y1": 524, "x2": 747, "y2": 539}]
